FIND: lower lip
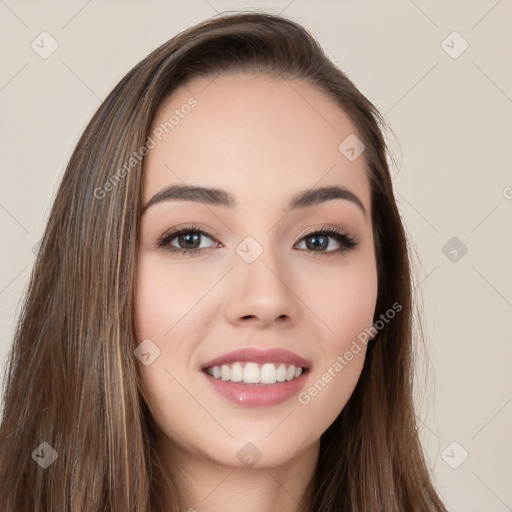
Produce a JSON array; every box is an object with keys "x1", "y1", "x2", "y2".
[{"x1": 202, "y1": 370, "x2": 309, "y2": 407}]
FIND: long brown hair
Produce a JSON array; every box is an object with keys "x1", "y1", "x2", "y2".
[{"x1": 0, "y1": 11, "x2": 447, "y2": 511}]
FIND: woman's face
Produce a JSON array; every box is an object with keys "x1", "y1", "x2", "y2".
[{"x1": 135, "y1": 73, "x2": 378, "y2": 469}]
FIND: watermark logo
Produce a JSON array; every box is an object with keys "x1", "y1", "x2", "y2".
[
  {"x1": 134, "y1": 338, "x2": 161, "y2": 366},
  {"x1": 237, "y1": 442, "x2": 262, "y2": 468},
  {"x1": 236, "y1": 236, "x2": 263, "y2": 264},
  {"x1": 441, "y1": 236, "x2": 468, "y2": 263},
  {"x1": 32, "y1": 237, "x2": 42, "y2": 257},
  {"x1": 32, "y1": 442, "x2": 58, "y2": 469},
  {"x1": 338, "y1": 134, "x2": 365, "y2": 161},
  {"x1": 441, "y1": 31, "x2": 469, "y2": 60},
  {"x1": 31, "y1": 31, "x2": 59, "y2": 59},
  {"x1": 441, "y1": 441, "x2": 469, "y2": 469}
]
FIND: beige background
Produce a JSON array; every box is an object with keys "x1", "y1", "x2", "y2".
[{"x1": 1, "y1": 1, "x2": 511, "y2": 510}]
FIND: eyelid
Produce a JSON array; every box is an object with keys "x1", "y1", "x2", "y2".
[
  {"x1": 299, "y1": 224, "x2": 351, "y2": 239},
  {"x1": 296, "y1": 225, "x2": 358, "y2": 251},
  {"x1": 156, "y1": 224, "x2": 222, "y2": 249},
  {"x1": 156, "y1": 223, "x2": 358, "y2": 255}
]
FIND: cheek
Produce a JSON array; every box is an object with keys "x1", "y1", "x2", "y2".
[
  {"x1": 297, "y1": 288, "x2": 375, "y2": 436},
  {"x1": 134, "y1": 257, "x2": 206, "y2": 434},
  {"x1": 329, "y1": 274, "x2": 377, "y2": 346},
  {"x1": 135, "y1": 254, "x2": 212, "y2": 340},
  {"x1": 297, "y1": 254, "x2": 377, "y2": 417},
  {"x1": 303, "y1": 253, "x2": 378, "y2": 350}
]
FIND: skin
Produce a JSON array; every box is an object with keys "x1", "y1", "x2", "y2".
[{"x1": 135, "y1": 73, "x2": 378, "y2": 512}]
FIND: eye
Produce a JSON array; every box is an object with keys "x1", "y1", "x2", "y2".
[
  {"x1": 156, "y1": 224, "x2": 221, "y2": 257},
  {"x1": 295, "y1": 226, "x2": 358, "y2": 255},
  {"x1": 156, "y1": 224, "x2": 358, "y2": 257}
]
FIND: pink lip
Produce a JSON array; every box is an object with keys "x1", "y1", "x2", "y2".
[
  {"x1": 200, "y1": 347, "x2": 312, "y2": 370},
  {"x1": 202, "y1": 371, "x2": 309, "y2": 407}
]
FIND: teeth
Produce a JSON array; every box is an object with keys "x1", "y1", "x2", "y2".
[
  {"x1": 230, "y1": 362, "x2": 243, "y2": 382},
  {"x1": 243, "y1": 362, "x2": 260, "y2": 383},
  {"x1": 205, "y1": 362, "x2": 304, "y2": 384},
  {"x1": 260, "y1": 363, "x2": 276, "y2": 384}
]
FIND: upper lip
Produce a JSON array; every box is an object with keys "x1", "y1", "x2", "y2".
[{"x1": 200, "y1": 347, "x2": 312, "y2": 370}]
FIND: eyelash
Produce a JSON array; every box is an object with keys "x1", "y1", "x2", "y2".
[{"x1": 156, "y1": 224, "x2": 358, "y2": 257}]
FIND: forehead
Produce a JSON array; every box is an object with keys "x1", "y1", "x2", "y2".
[{"x1": 143, "y1": 73, "x2": 371, "y2": 216}]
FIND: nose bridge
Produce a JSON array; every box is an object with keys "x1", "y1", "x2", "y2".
[
  {"x1": 223, "y1": 232, "x2": 299, "y2": 326},
  {"x1": 236, "y1": 233, "x2": 288, "y2": 295}
]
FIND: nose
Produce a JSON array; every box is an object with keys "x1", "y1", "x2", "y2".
[{"x1": 223, "y1": 246, "x2": 301, "y2": 329}]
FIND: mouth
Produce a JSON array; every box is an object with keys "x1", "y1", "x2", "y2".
[
  {"x1": 201, "y1": 364, "x2": 310, "y2": 407},
  {"x1": 202, "y1": 361, "x2": 309, "y2": 385},
  {"x1": 200, "y1": 347, "x2": 312, "y2": 381},
  {"x1": 199, "y1": 347, "x2": 312, "y2": 407}
]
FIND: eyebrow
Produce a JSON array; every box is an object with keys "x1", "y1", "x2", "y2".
[{"x1": 142, "y1": 184, "x2": 366, "y2": 217}]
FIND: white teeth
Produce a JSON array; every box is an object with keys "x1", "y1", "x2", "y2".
[
  {"x1": 276, "y1": 363, "x2": 287, "y2": 382},
  {"x1": 286, "y1": 365, "x2": 296, "y2": 381},
  {"x1": 230, "y1": 362, "x2": 243, "y2": 382},
  {"x1": 220, "y1": 365, "x2": 230, "y2": 381},
  {"x1": 243, "y1": 362, "x2": 260, "y2": 383},
  {"x1": 205, "y1": 362, "x2": 305, "y2": 384},
  {"x1": 260, "y1": 363, "x2": 277, "y2": 384}
]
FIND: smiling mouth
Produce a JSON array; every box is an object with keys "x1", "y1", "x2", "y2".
[{"x1": 203, "y1": 361, "x2": 308, "y2": 385}]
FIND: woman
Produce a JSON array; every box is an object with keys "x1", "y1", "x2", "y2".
[{"x1": 0, "y1": 11, "x2": 448, "y2": 511}]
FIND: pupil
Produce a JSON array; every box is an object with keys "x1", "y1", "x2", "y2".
[
  {"x1": 180, "y1": 233, "x2": 199, "y2": 249},
  {"x1": 307, "y1": 235, "x2": 327, "y2": 250}
]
